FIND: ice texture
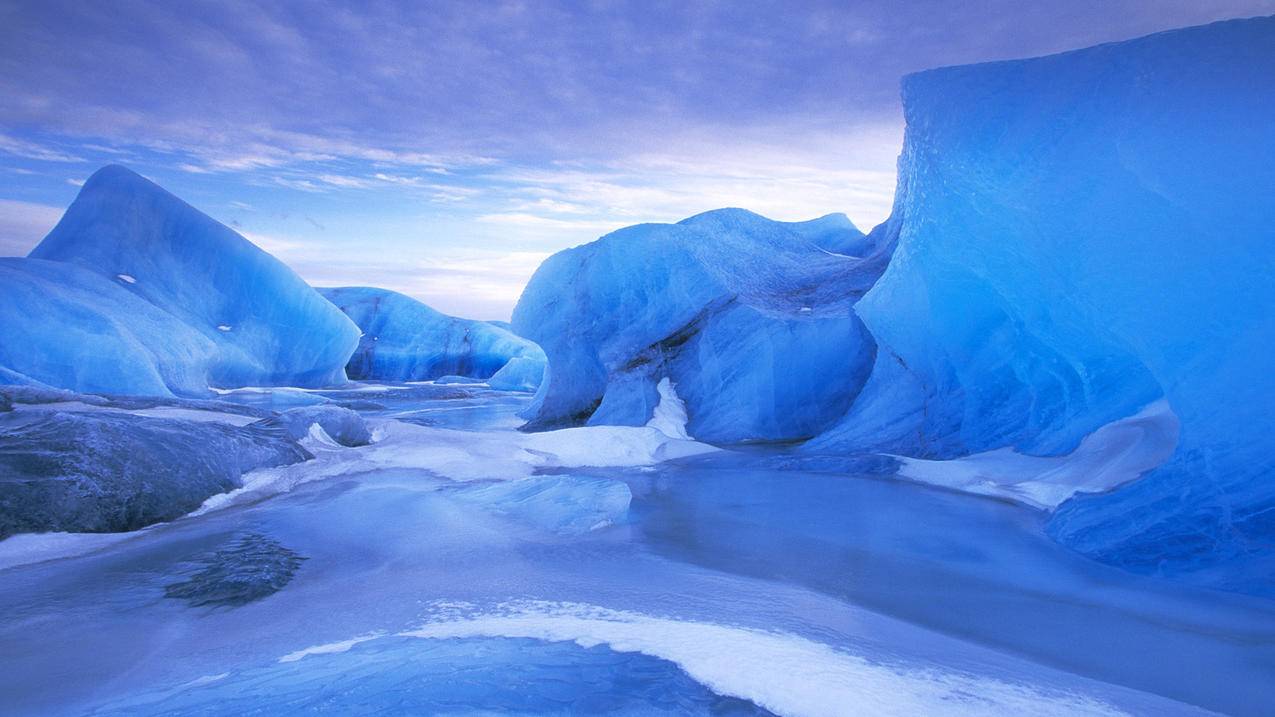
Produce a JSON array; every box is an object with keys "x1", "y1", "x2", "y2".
[
  {"x1": 513, "y1": 208, "x2": 889, "y2": 443},
  {"x1": 486, "y1": 355, "x2": 545, "y2": 393},
  {"x1": 254, "y1": 406, "x2": 372, "y2": 447},
  {"x1": 810, "y1": 17, "x2": 1275, "y2": 591},
  {"x1": 0, "y1": 258, "x2": 217, "y2": 396},
  {"x1": 320, "y1": 286, "x2": 547, "y2": 386},
  {"x1": 25, "y1": 165, "x2": 360, "y2": 393},
  {"x1": 0, "y1": 408, "x2": 308, "y2": 537}
]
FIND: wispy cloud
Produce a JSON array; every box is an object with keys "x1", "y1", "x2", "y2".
[
  {"x1": 0, "y1": 134, "x2": 83, "y2": 163},
  {"x1": 0, "y1": 199, "x2": 63, "y2": 256}
]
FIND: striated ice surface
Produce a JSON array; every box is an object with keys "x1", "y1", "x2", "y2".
[
  {"x1": 808, "y1": 16, "x2": 1275, "y2": 592},
  {"x1": 0, "y1": 258, "x2": 217, "y2": 396},
  {"x1": 0, "y1": 407, "x2": 307, "y2": 536},
  {"x1": 7, "y1": 165, "x2": 359, "y2": 396},
  {"x1": 513, "y1": 208, "x2": 890, "y2": 443},
  {"x1": 321, "y1": 286, "x2": 546, "y2": 387}
]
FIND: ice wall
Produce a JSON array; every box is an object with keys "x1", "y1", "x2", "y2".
[
  {"x1": 29, "y1": 165, "x2": 360, "y2": 390},
  {"x1": 513, "y1": 208, "x2": 889, "y2": 443},
  {"x1": 321, "y1": 286, "x2": 546, "y2": 386},
  {"x1": 812, "y1": 17, "x2": 1275, "y2": 591}
]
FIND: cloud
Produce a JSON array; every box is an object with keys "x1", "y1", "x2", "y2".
[
  {"x1": 0, "y1": 199, "x2": 63, "y2": 256},
  {"x1": 0, "y1": 134, "x2": 84, "y2": 163}
]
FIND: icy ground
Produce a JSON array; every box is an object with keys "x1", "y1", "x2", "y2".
[{"x1": 1, "y1": 386, "x2": 1272, "y2": 716}]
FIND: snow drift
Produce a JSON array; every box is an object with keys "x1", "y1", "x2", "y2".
[
  {"x1": 321, "y1": 286, "x2": 546, "y2": 390},
  {"x1": 2, "y1": 165, "x2": 360, "y2": 396},
  {"x1": 513, "y1": 208, "x2": 889, "y2": 443}
]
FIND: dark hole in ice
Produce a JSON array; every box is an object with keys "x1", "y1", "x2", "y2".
[{"x1": 164, "y1": 532, "x2": 306, "y2": 607}]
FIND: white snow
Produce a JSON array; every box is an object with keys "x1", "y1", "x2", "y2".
[
  {"x1": 193, "y1": 419, "x2": 716, "y2": 515},
  {"x1": 893, "y1": 400, "x2": 1179, "y2": 510},
  {"x1": 645, "y1": 377, "x2": 690, "y2": 440},
  {"x1": 10, "y1": 401, "x2": 260, "y2": 426},
  {"x1": 394, "y1": 601, "x2": 1127, "y2": 717}
]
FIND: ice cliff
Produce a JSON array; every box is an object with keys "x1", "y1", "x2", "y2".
[
  {"x1": 18, "y1": 165, "x2": 361, "y2": 393},
  {"x1": 513, "y1": 208, "x2": 888, "y2": 443},
  {"x1": 320, "y1": 287, "x2": 546, "y2": 389},
  {"x1": 810, "y1": 16, "x2": 1275, "y2": 591}
]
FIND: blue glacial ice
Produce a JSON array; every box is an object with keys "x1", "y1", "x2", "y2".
[
  {"x1": 808, "y1": 16, "x2": 1275, "y2": 592},
  {"x1": 22, "y1": 165, "x2": 360, "y2": 394},
  {"x1": 513, "y1": 207, "x2": 890, "y2": 442},
  {"x1": 486, "y1": 355, "x2": 546, "y2": 392},
  {"x1": 320, "y1": 286, "x2": 546, "y2": 389},
  {"x1": 0, "y1": 258, "x2": 217, "y2": 396}
]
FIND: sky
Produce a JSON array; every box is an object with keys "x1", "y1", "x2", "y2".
[{"x1": 1, "y1": 0, "x2": 1272, "y2": 319}]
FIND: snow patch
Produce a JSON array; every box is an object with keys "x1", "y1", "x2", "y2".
[
  {"x1": 279, "y1": 633, "x2": 385, "y2": 663},
  {"x1": 192, "y1": 419, "x2": 716, "y2": 515},
  {"x1": 645, "y1": 377, "x2": 690, "y2": 440},
  {"x1": 894, "y1": 401, "x2": 1179, "y2": 510},
  {"x1": 397, "y1": 601, "x2": 1128, "y2": 717}
]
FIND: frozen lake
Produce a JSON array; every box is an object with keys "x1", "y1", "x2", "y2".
[{"x1": 1, "y1": 385, "x2": 1272, "y2": 716}]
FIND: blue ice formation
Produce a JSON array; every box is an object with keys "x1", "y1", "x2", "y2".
[
  {"x1": 487, "y1": 356, "x2": 546, "y2": 393},
  {"x1": 17, "y1": 165, "x2": 360, "y2": 394},
  {"x1": 808, "y1": 16, "x2": 1275, "y2": 592},
  {"x1": 0, "y1": 258, "x2": 218, "y2": 396},
  {"x1": 321, "y1": 286, "x2": 546, "y2": 388},
  {"x1": 513, "y1": 208, "x2": 889, "y2": 442}
]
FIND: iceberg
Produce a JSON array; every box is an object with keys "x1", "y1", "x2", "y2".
[
  {"x1": 320, "y1": 286, "x2": 546, "y2": 388},
  {"x1": 25, "y1": 165, "x2": 360, "y2": 392},
  {"x1": 809, "y1": 16, "x2": 1275, "y2": 592},
  {"x1": 0, "y1": 258, "x2": 217, "y2": 396},
  {"x1": 513, "y1": 208, "x2": 889, "y2": 443}
]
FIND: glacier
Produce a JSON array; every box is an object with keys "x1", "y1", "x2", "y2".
[
  {"x1": 13, "y1": 165, "x2": 360, "y2": 395},
  {"x1": 513, "y1": 208, "x2": 890, "y2": 443},
  {"x1": 321, "y1": 286, "x2": 546, "y2": 390},
  {"x1": 808, "y1": 16, "x2": 1275, "y2": 592}
]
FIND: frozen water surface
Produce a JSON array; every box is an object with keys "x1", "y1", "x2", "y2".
[{"x1": 0, "y1": 388, "x2": 1271, "y2": 717}]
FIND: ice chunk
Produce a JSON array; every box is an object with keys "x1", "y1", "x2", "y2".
[
  {"x1": 29, "y1": 165, "x2": 360, "y2": 390},
  {"x1": 486, "y1": 356, "x2": 545, "y2": 393},
  {"x1": 320, "y1": 286, "x2": 547, "y2": 385},
  {"x1": 513, "y1": 208, "x2": 888, "y2": 443},
  {"x1": 0, "y1": 409, "x2": 308, "y2": 537},
  {"x1": 812, "y1": 17, "x2": 1275, "y2": 592}
]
